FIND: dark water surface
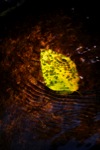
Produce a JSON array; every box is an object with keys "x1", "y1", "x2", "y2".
[{"x1": 0, "y1": 1, "x2": 100, "y2": 150}]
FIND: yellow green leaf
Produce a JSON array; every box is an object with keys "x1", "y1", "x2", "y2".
[{"x1": 40, "y1": 49, "x2": 80, "y2": 94}]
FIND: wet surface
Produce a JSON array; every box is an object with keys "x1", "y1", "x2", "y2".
[{"x1": 0, "y1": 1, "x2": 100, "y2": 150}]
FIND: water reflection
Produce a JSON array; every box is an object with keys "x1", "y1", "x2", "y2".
[{"x1": 0, "y1": 12, "x2": 100, "y2": 150}]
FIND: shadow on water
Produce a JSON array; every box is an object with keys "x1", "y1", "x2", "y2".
[{"x1": 0, "y1": 2, "x2": 100, "y2": 150}]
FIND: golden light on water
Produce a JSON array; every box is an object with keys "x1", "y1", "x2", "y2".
[{"x1": 0, "y1": 8, "x2": 100, "y2": 150}]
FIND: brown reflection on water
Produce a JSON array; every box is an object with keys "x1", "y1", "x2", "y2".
[{"x1": 0, "y1": 12, "x2": 100, "y2": 149}]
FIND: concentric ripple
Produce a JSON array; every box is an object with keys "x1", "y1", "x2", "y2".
[{"x1": 0, "y1": 12, "x2": 100, "y2": 150}]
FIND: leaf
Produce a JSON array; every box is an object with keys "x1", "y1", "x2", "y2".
[{"x1": 40, "y1": 49, "x2": 80, "y2": 94}]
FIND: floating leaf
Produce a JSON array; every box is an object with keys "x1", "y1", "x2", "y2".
[{"x1": 40, "y1": 49, "x2": 80, "y2": 94}]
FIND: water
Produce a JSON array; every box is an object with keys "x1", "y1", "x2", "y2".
[{"x1": 0, "y1": 10, "x2": 100, "y2": 150}]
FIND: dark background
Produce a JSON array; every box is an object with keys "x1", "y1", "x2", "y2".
[
  {"x1": 0, "y1": 0, "x2": 100, "y2": 35},
  {"x1": 0, "y1": 1, "x2": 100, "y2": 150}
]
